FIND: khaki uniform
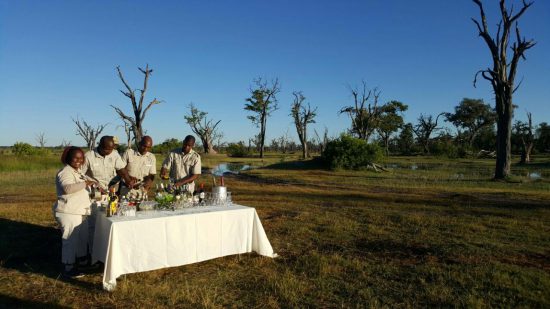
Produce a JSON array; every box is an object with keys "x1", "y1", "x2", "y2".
[
  {"x1": 162, "y1": 148, "x2": 201, "y2": 192},
  {"x1": 122, "y1": 149, "x2": 156, "y2": 181},
  {"x1": 54, "y1": 165, "x2": 92, "y2": 215},
  {"x1": 53, "y1": 165, "x2": 92, "y2": 264},
  {"x1": 81, "y1": 149, "x2": 126, "y2": 189}
]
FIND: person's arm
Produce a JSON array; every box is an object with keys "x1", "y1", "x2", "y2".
[
  {"x1": 116, "y1": 168, "x2": 136, "y2": 188},
  {"x1": 114, "y1": 152, "x2": 136, "y2": 187},
  {"x1": 174, "y1": 174, "x2": 199, "y2": 187},
  {"x1": 174, "y1": 155, "x2": 201, "y2": 186},
  {"x1": 142, "y1": 174, "x2": 155, "y2": 191},
  {"x1": 59, "y1": 169, "x2": 94, "y2": 194},
  {"x1": 160, "y1": 153, "x2": 172, "y2": 180}
]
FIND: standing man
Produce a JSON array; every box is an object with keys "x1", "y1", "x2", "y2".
[
  {"x1": 80, "y1": 135, "x2": 135, "y2": 254},
  {"x1": 81, "y1": 135, "x2": 135, "y2": 191},
  {"x1": 121, "y1": 136, "x2": 156, "y2": 193},
  {"x1": 160, "y1": 135, "x2": 201, "y2": 193}
]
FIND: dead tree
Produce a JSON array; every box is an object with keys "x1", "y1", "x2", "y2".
[
  {"x1": 244, "y1": 78, "x2": 280, "y2": 158},
  {"x1": 291, "y1": 91, "x2": 317, "y2": 159},
  {"x1": 514, "y1": 111, "x2": 534, "y2": 164},
  {"x1": 472, "y1": 0, "x2": 536, "y2": 179},
  {"x1": 339, "y1": 81, "x2": 381, "y2": 141},
  {"x1": 72, "y1": 116, "x2": 108, "y2": 150},
  {"x1": 184, "y1": 103, "x2": 221, "y2": 154},
  {"x1": 35, "y1": 132, "x2": 47, "y2": 148},
  {"x1": 413, "y1": 113, "x2": 444, "y2": 154},
  {"x1": 111, "y1": 65, "x2": 162, "y2": 147},
  {"x1": 277, "y1": 129, "x2": 291, "y2": 154},
  {"x1": 116, "y1": 119, "x2": 134, "y2": 150},
  {"x1": 314, "y1": 127, "x2": 330, "y2": 153}
]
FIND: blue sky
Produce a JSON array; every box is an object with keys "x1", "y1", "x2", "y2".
[{"x1": 1, "y1": 0, "x2": 549, "y2": 147}]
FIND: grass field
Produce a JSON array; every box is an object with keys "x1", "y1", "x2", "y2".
[{"x1": 0, "y1": 152, "x2": 549, "y2": 308}]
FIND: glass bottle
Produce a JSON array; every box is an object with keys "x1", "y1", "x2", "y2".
[{"x1": 198, "y1": 183, "x2": 205, "y2": 204}]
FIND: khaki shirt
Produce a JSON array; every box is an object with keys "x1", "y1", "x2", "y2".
[
  {"x1": 121, "y1": 149, "x2": 156, "y2": 181},
  {"x1": 81, "y1": 148, "x2": 126, "y2": 189},
  {"x1": 54, "y1": 165, "x2": 92, "y2": 215},
  {"x1": 162, "y1": 148, "x2": 201, "y2": 192}
]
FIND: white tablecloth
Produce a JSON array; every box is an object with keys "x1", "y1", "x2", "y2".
[{"x1": 92, "y1": 204, "x2": 276, "y2": 291}]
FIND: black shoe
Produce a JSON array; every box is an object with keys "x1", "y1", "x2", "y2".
[{"x1": 62, "y1": 268, "x2": 85, "y2": 279}]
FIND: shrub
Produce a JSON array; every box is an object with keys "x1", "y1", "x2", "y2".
[
  {"x1": 152, "y1": 138, "x2": 182, "y2": 154},
  {"x1": 321, "y1": 135, "x2": 383, "y2": 170},
  {"x1": 12, "y1": 142, "x2": 36, "y2": 155},
  {"x1": 226, "y1": 142, "x2": 250, "y2": 157},
  {"x1": 430, "y1": 141, "x2": 461, "y2": 158},
  {"x1": 117, "y1": 143, "x2": 128, "y2": 155}
]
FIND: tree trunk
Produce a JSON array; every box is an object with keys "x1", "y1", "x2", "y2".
[
  {"x1": 494, "y1": 94, "x2": 512, "y2": 179},
  {"x1": 260, "y1": 112, "x2": 266, "y2": 158},
  {"x1": 202, "y1": 136, "x2": 217, "y2": 154},
  {"x1": 521, "y1": 143, "x2": 533, "y2": 164}
]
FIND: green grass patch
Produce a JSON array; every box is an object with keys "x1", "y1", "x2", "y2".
[{"x1": 0, "y1": 153, "x2": 549, "y2": 307}]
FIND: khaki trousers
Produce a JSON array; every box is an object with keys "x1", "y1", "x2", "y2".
[{"x1": 54, "y1": 212, "x2": 89, "y2": 264}]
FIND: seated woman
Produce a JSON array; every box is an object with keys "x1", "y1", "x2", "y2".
[{"x1": 53, "y1": 146, "x2": 96, "y2": 278}]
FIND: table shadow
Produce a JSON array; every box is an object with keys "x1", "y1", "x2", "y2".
[
  {"x1": 0, "y1": 294, "x2": 69, "y2": 309},
  {"x1": 0, "y1": 218, "x2": 102, "y2": 291}
]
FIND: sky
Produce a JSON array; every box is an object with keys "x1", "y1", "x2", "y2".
[{"x1": 1, "y1": 0, "x2": 549, "y2": 147}]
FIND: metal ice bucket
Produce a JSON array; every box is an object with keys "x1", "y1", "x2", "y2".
[{"x1": 211, "y1": 186, "x2": 227, "y2": 200}]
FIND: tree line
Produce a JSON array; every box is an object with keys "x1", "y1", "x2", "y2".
[{"x1": 10, "y1": 1, "x2": 543, "y2": 180}]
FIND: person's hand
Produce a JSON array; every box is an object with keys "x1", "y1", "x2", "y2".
[
  {"x1": 85, "y1": 180, "x2": 97, "y2": 187},
  {"x1": 143, "y1": 179, "x2": 153, "y2": 191},
  {"x1": 175, "y1": 180, "x2": 185, "y2": 188},
  {"x1": 125, "y1": 177, "x2": 137, "y2": 189}
]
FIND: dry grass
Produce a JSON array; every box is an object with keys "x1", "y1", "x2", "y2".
[{"x1": 0, "y1": 154, "x2": 549, "y2": 307}]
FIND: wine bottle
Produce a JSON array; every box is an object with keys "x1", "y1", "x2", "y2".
[
  {"x1": 107, "y1": 187, "x2": 118, "y2": 217},
  {"x1": 198, "y1": 183, "x2": 205, "y2": 203}
]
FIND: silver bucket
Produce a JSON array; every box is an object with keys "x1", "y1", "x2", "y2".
[{"x1": 212, "y1": 186, "x2": 227, "y2": 200}]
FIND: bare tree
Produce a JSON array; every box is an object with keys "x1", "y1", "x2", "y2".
[
  {"x1": 72, "y1": 116, "x2": 108, "y2": 150},
  {"x1": 244, "y1": 77, "x2": 281, "y2": 158},
  {"x1": 413, "y1": 113, "x2": 444, "y2": 154},
  {"x1": 213, "y1": 131, "x2": 224, "y2": 151},
  {"x1": 116, "y1": 119, "x2": 133, "y2": 150},
  {"x1": 111, "y1": 64, "x2": 162, "y2": 147},
  {"x1": 472, "y1": 0, "x2": 536, "y2": 179},
  {"x1": 59, "y1": 139, "x2": 71, "y2": 148},
  {"x1": 339, "y1": 81, "x2": 382, "y2": 141},
  {"x1": 277, "y1": 129, "x2": 291, "y2": 154},
  {"x1": 184, "y1": 103, "x2": 221, "y2": 154},
  {"x1": 290, "y1": 91, "x2": 317, "y2": 158},
  {"x1": 514, "y1": 111, "x2": 534, "y2": 164},
  {"x1": 314, "y1": 127, "x2": 330, "y2": 153},
  {"x1": 35, "y1": 132, "x2": 47, "y2": 148}
]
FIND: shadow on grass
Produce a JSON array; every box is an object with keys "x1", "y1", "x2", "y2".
[
  {"x1": 248, "y1": 187, "x2": 549, "y2": 211},
  {"x1": 0, "y1": 218, "x2": 101, "y2": 291},
  {"x1": 0, "y1": 294, "x2": 68, "y2": 309},
  {"x1": 512, "y1": 160, "x2": 550, "y2": 169}
]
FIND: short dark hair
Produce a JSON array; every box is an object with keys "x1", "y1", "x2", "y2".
[
  {"x1": 183, "y1": 135, "x2": 195, "y2": 143},
  {"x1": 61, "y1": 146, "x2": 83, "y2": 164},
  {"x1": 99, "y1": 136, "x2": 113, "y2": 147}
]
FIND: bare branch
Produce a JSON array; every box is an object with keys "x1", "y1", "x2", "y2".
[
  {"x1": 142, "y1": 98, "x2": 162, "y2": 121},
  {"x1": 110, "y1": 105, "x2": 135, "y2": 124}
]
